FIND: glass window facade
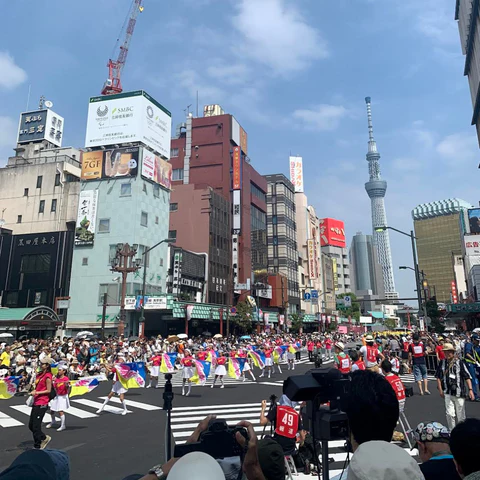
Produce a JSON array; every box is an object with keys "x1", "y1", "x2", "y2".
[{"x1": 251, "y1": 204, "x2": 268, "y2": 282}]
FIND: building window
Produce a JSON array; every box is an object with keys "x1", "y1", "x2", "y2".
[
  {"x1": 82, "y1": 257, "x2": 88, "y2": 266},
  {"x1": 153, "y1": 184, "x2": 160, "y2": 198},
  {"x1": 170, "y1": 203, "x2": 178, "y2": 212},
  {"x1": 108, "y1": 244, "x2": 117, "y2": 264},
  {"x1": 24, "y1": 188, "x2": 29, "y2": 197},
  {"x1": 20, "y1": 253, "x2": 51, "y2": 273},
  {"x1": 172, "y1": 168, "x2": 184, "y2": 181},
  {"x1": 141, "y1": 211, "x2": 148, "y2": 227},
  {"x1": 98, "y1": 283, "x2": 119, "y2": 305},
  {"x1": 36, "y1": 176, "x2": 43, "y2": 188},
  {"x1": 51, "y1": 199, "x2": 57, "y2": 212},
  {"x1": 272, "y1": 215, "x2": 277, "y2": 225},
  {"x1": 39, "y1": 200, "x2": 45, "y2": 213},
  {"x1": 155, "y1": 216, "x2": 159, "y2": 224},
  {"x1": 160, "y1": 258, "x2": 163, "y2": 267},
  {"x1": 250, "y1": 182, "x2": 267, "y2": 203},
  {"x1": 170, "y1": 147, "x2": 179, "y2": 157},
  {"x1": 168, "y1": 230, "x2": 177, "y2": 241},
  {"x1": 98, "y1": 218, "x2": 110, "y2": 233},
  {"x1": 17, "y1": 215, "x2": 22, "y2": 223},
  {"x1": 120, "y1": 183, "x2": 132, "y2": 196},
  {"x1": 55, "y1": 173, "x2": 61, "y2": 186}
]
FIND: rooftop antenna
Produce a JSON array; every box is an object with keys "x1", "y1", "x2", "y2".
[
  {"x1": 184, "y1": 104, "x2": 192, "y2": 117},
  {"x1": 26, "y1": 85, "x2": 31, "y2": 111},
  {"x1": 39, "y1": 95, "x2": 45, "y2": 110},
  {"x1": 196, "y1": 90, "x2": 199, "y2": 117}
]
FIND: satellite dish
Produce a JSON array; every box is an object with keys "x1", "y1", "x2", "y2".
[{"x1": 44, "y1": 100, "x2": 53, "y2": 109}]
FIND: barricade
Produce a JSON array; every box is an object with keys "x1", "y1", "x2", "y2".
[{"x1": 425, "y1": 354, "x2": 438, "y2": 375}]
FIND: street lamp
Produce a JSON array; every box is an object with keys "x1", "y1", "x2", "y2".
[
  {"x1": 111, "y1": 243, "x2": 141, "y2": 337},
  {"x1": 377, "y1": 226, "x2": 427, "y2": 323},
  {"x1": 139, "y1": 238, "x2": 174, "y2": 337}
]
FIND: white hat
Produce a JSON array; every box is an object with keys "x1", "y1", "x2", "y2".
[
  {"x1": 168, "y1": 452, "x2": 225, "y2": 480},
  {"x1": 334, "y1": 342, "x2": 345, "y2": 351},
  {"x1": 347, "y1": 441, "x2": 423, "y2": 480}
]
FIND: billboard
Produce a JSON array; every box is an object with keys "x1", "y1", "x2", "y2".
[
  {"x1": 307, "y1": 239, "x2": 316, "y2": 279},
  {"x1": 141, "y1": 149, "x2": 172, "y2": 190},
  {"x1": 81, "y1": 146, "x2": 139, "y2": 181},
  {"x1": 289, "y1": 156, "x2": 304, "y2": 192},
  {"x1": 332, "y1": 258, "x2": 339, "y2": 291},
  {"x1": 17, "y1": 109, "x2": 64, "y2": 147},
  {"x1": 465, "y1": 235, "x2": 480, "y2": 255},
  {"x1": 233, "y1": 189, "x2": 241, "y2": 234},
  {"x1": 233, "y1": 146, "x2": 241, "y2": 189},
  {"x1": 240, "y1": 126, "x2": 248, "y2": 155},
  {"x1": 319, "y1": 218, "x2": 346, "y2": 248},
  {"x1": 468, "y1": 208, "x2": 480, "y2": 234},
  {"x1": 85, "y1": 90, "x2": 172, "y2": 159},
  {"x1": 75, "y1": 190, "x2": 98, "y2": 246}
]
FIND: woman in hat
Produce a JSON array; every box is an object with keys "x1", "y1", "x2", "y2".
[
  {"x1": 47, "y1": 363, "x2": 70, "y2": 431},
  {"x1": 29, "y1": 357, "x2": 53, "y2": 449}
]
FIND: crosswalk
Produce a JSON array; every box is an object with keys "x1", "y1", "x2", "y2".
[
  {"x1": 399, "y1": 372, "x2": 436, "y2": 384},
  {"x1": 170, "y1": 401, "x2": 418, "y2": 479}
]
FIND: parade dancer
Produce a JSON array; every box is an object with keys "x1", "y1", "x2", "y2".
[
  {"x1": 261, "y1": 347, "x2": 273, "y2": 378},
  {"x1": 272, "y1": 348, "x2": 282, "y2": 375},
  {"x1": 286, "y1": 344, "x2": 296, "y2": 370},
  {"x1": 147, "y1": 351, "x2": 162, "y2": 389},
  {"x1": 96, "y1": 355, "x2": 128, "y2": 415},
  {"x1": 239, "y1": 350, "x2": 256, "y2": 382},
  {"x1": 211, "y1": 352, "x2": 227, "y2": 388},
  {"x1": 47, "y1": 363, "x2": 70, "y2": 432},
  {"x1": 181, "y1": 350, "x2": 194, "y2": 396}
]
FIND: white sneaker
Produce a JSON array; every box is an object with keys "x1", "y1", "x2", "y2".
[
  {"x1": 46, "y1": 423, "x2": 53, "y2": 429},
  {"x1": 243, "y1": 376, "x2": 246, "y2": 382},
  {"x1": 57, "y1": 426, "x2": 66, "y2": 432},
  {"x1": 220, "y1": 385, "x2": 225, "y2": 389},
  {"x1": 122, "y1": 410, "x2": 128, "y2": 416},
  {"x1": 182, "y1": 391, "x2": 185, "y2": 396},
  {"x1": 211, "y1": 385, "x2": 214, "y2": 388},
  {"x1": 186, "y1": 391, "x2": 190, "y2": 397},
  {"x1": 96, "y1": 409, "x2": 103, "y2": 414},
  {"x1": 146, "y1": 385, "x2": 151, "y2": 389}
]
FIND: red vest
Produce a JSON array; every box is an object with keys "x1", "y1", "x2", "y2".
[
  {"x1": 403, "y1": 341, "x2": 410, "y2": 353},
  {"x1": 385, "y1": 374, "x2": 406, "y2": 401},
  {"x1": 411, "y1": 342, "x2": 424, "y2": 358},
  {"x1": 390, "y1": 357, "x2": 400, "y2": 371},
  {"x1": 275, "y1": 405, "x2": 299, "y2": 439},
  {"x1": 337, "y1": 355, "x2": 352, "y2": 374},
  {"x1": 366, "y1": 345, "x2": 378, "y2": 363},
  {"x1": 354, "y1": 360, "x2": 366, "y2": 371}
]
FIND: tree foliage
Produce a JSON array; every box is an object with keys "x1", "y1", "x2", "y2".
[
  {"x1": 384, "y1": 318, "x2": 397, "y2": 330},
  {"x1": 290, "y1": 313, "x2": 304, "y2": 333},
  {"x1": 336, "y1": 292, "x2": 361, "y2": 324},
  {"x1": 230, "y1": 300, "x2": 254, "y2": 334}
]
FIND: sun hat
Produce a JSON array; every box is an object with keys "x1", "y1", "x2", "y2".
[
  {"x1": 39, "y1": 357, "x2": 54, "y2": 365},
  {"x1": 168, "y1": 452, "x2": 225, "y2": 480},
  {"x1": 443, "y1": 343, "x2": 456, "y2": 352},
  {"x1": 334, "y1": 341, "x2": 345, "y2": 351},
  {"x1": 365, "y1": 335, "x2": 374, "y2": 342}
]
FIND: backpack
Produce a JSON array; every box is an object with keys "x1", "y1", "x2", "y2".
[{"x1": 49, "y1": 386, "x2": 57, "y2": 400}]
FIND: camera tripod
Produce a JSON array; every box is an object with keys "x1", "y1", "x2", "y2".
[{"x1": 163, "y1": 373, "x2": 174, "y2": 461}]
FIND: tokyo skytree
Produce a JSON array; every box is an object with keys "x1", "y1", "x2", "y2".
[{"x1": 364, "y1": 97, "x2": 397, "y2": 297}]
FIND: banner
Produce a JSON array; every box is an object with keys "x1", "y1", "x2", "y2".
[
  {"x1": 248, "y1": 350, "x2": 265, "y2": 369},
  {"x1": 190, "y1": 360, "x2": 211, "y2": 385},
  {"x1": 228, "y1": 357, "x2": 246, "y2": 379},
  {"x1": 233, "y1": 146, "x2": 241, "y2": 189},
  {"x1": 69, "y1": 375, "x2": 105, "y2": 398},
  {"x1": 289, "y1": 156, "x2": 304, "y2": 192},
  {"x1": 307, "y1": 239, "x2": 316, "y2": 279},
  {"x1": 0, "y1": 376, "x2": 21, "y2": 400},
  {"x1": 81, "y1": 147, "x2": 139, "y2": 181},
  {"x1": 75, "y1": 190, "x2": 99, "y2": 246},
  {"x1": 115, "y1": 362, "x2": 147, "y2": 389},
  {"x1": 141, "y1": 149, "x2": 172, "y2": 190},
  {"x1": 160, "y1": 353, "x2": 177, "y2": 373}
]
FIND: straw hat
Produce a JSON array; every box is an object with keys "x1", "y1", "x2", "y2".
[
  {"x1": 442, "y1": 343, "x2": 456, "y2": 352},
  {"x1": 334, "y1": 342, "x2": 345, "y2": 351}
]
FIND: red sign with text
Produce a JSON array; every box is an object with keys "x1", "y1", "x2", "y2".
[
  {"x1": 233, "y1": 146, "x2": 241, "y2": 190},
  {"x1": 319, "y1": 218, "x2": 346, "y2": 248}
]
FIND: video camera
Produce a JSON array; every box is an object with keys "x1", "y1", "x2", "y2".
[
  {"x1": 174, "y1": 418, "x2": 248, "y2": 459},
  {"x1": 283, "y1": 366, "x2": 350, "y2": 441}
]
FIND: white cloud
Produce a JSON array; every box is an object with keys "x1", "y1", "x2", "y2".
[
  {"x1": 437, "y1": 132, "x2": 479, "y2": 162},
  {"x1": 175, "y1": 69, "x2": 226, "y2": 102},
  {"x1": 0, "y1": 117, "x2": 17, "y2": 148},
  {"x1": 206, "y1": 62, "x2": 250, "y2": 85},
  {"x1": 292, "y1": 104, "x2": 348, "y2": 131},
  {"x1": 0, "y1": 52, "x2": 27, "y2": 90},
  {"x1": 233, "y1": 0, "x2": 328, "y2": 75},
  {"x1": 391, "y1": 157, "x2": 421, "y2": 172}
]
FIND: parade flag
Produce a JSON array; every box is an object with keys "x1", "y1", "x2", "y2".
[
  {"x1": 273, "y1": 349, "x2": 281, "y2": 365},
  {"x1": 248, "y1": 350, "x2": 265, "y2": 369},
  {"x1": 160, "y1": 353, "x2": 177, "y2": 373},
  {"x1": 115, "y1": 362, "x2": 147, "y2": 389},
  {"x1": 288, "y1": 345, "x2": 297, "y2": 354},
  {"x1": 228, "y1": 358, "x2": 246, "y2": 379},
  {"x1": 190, "y1": 360, "x2": 210, "y2": 385},
  {"x1": 69, "y1": 376, "x2": 100, "y2": 397},
  {"x1": 51, "y1": 363, "x2": 59, "y2": 376},
  {"x1": 0, "y1": 376, "x2": 21, "y2": 400}
]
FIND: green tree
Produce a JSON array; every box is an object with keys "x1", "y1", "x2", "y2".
[
  {"x1": 336, "y1": 292, "x2": 361, "y2": 324},
  {"x1": 426, "y1": 298, "x2": 445, "y2": 333},
  {"x1": 231, "y1": 300, "x2": 254, "y2": 334},
  {"x1": 290, "y1": 313, "x2": 304, "y2": 333},
  {"x1": 327, "y1": 319, "x2": 338, "y2": 333},
  {"x1": 384, "y1": 318, "x2": 397, "y2": 330}
]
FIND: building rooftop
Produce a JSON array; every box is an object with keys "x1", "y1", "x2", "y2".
[{"x1": 412, "y1": 198, "x2": 472, "y2": 220}]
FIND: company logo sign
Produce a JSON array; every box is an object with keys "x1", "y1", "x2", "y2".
[
  {"x1": 319, "y1": 218, "x2": 346, "y2": 248},
  {"x1": 97, "y1": 105, "x2": 108, "y2": 117},
  {"x1": 146, "y1": 105, "x2": 154, "y2": 118}
]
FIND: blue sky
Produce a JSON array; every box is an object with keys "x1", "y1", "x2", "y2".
[{"x1": 0, "y1": 0, "x2": 478, "y2": 302}]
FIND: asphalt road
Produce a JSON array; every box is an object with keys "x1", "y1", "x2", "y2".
[{"x1": 1, "y1": 358, "x2": 479, "y2": 480}]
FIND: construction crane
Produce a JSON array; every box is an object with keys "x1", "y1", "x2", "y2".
[{"x1": 101, "y1": 0, "x2": 144, "y2": 96}]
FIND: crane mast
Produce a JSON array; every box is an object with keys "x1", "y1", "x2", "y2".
[{"x1": 101, "y1": 0, "x2": 144, "y2": 96}]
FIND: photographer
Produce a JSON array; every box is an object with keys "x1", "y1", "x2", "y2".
[{"x1": 259, "y1": 394, "x2": 305, "y2": 455}]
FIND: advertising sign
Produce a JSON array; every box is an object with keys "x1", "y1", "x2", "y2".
[
  {"x1": 85, "y1": 90, "x2": 172, "y2": 159},
  {"x1": 465, "y1": 234, "x2": 480, "y2": 255},
  {"x1": 141, "y1": 149, "x2": 172, "y2": 190},
  {"x1": 233, "y1": 190, "x2": 241, "y2": 234},
  {"x1": 240, "y1": 126, "x2": 248, "y2": 155},
  {"x1": 451, "y1": 281, "x2": 458, "y2": 304},
  {"x1": 332, "y1": 258, "x2": 339, "y2": 291},
  {"x1": 233, "y1": 146, "x2": 241, "y2": 189},
  {"x1": 360, "y1": 316, "x2": 373, "y2": 324},
  {"x1": 319, "y1": 218, "x2": 346, "y2": 248},
  {"x1": 289, "y1": 156, "x2": 304, "y2": 192},
  {"x1": 307, "y1": 239, "x2": 316, "y2": 279},
  {"x1": 232, "y1": 234, "x2": 239, "y2": 287},
  {"x1": 75, "y1": 190, "x2": 98, "y2": 246},
  {"x1": 81, "y1": 146, "x2": 139, "y2": 181},
  {"x1": 468, "y1": 209, "x2": 480, "y2": 234},
  {"x1": 17, "y1": 109, "x2": 64, "y2": 147}
]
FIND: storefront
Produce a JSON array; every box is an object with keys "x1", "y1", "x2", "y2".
[{"x1": 0, "y1": 306, "x2": 62, "y2": 339}]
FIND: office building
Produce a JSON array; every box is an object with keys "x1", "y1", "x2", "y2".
[
  {"x1": 319, "y1": 218, "x2": 351, "y2": 294},
  {"x1": 412, "y1": 198, "x2": 472, "y2": 304},
  {"x1": 67, "y1": 90, "x2": 172, "y2": 335},
  {"x1": 349, "y1": 232, "x2": 385, "y2": 298},
  {"x1": 169, "y1": 107, "x2": 267, "y2": 306},
  {"x1": 455, "y1": 1, "x2": 480, "y2": 147},
  {"x1": 265, "y1": 174, "x2": 299, "y2": 313}
]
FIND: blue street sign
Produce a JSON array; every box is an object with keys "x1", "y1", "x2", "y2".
[
  {"x1": 311, "y1": 290, "x2": 319, "y2": 299},
  {"x1": 304, "y1": 293, "x2": 311, "y2": 301}
]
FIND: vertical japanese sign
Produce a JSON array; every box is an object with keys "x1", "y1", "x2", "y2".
[
  {"x1": 232, "y1": 234, "x2": 239, "y2": 288},
  {"x1": 233, "y1": 190, "x2": 241, "y2": 234},
  {"x1": 75, "y1": 190, "x2": 99, "y2": 246},
  {"x1": 17, "y1": 109, "x2": 64, "y2": 147},
  {"x1": 307, "y1": 239, "x2": 316, "y2": 279},
  {"x1": 332, "y1": 258, "x2": 339, "y2": 291},
  {"x1": 233, "y1": 146, "x2": 241, "y2": 189},
  {"x1": 289, "y1": 156, "x2": 304, "y2": 192},
  {"x1": 451, "y1": 281, "x2": 458, "y2": 304}
]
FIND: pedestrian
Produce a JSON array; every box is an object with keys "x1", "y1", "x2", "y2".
[
  {"x1": 47, "y1": 363, "x2": 70, "y2": 432},
  {"x1": 307, "y1": 339, "x2": 314, "y2": 362},
  {"x1": 181, "y1": 350, "x2": 194, "y2": 396},
  {"x1": 381, "y1": 359, "x2": 406, "y2": 413},
  {"x1": 359, "y1": 334, "x2": 384, "y2": 373},
  {"x1": 350, "y1": 350, "x2": 365, "y2": 371},
  {"x1": 464, "y1": 334, "x2": 480, "y2": 401},
  {"x1": 334, "y1": 342, "x2": 351, "y2": 375},
  {"x1": 28, "y1": 357, "x2": 53, "y2": 449},
  {"x1": 409, "y1": 333, "x2": 430, "y2": 395},
  {"x1": 436, "y1": 343, "x2": 475, "y2": 431},
  {"x1": 413, "y1": 421, "x2": 460, "y2": 480},
  {"x1": 211, "y1": 352, "x2": 227, "y2": 389}
]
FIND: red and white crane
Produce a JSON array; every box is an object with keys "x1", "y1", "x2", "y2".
[{"x1": 101, "y1": 0, "x2": 144, "y2": 96}]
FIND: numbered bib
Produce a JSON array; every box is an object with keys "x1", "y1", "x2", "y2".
[{"x1": 275, "y1": 405, "x2": 299, "y2": 439}]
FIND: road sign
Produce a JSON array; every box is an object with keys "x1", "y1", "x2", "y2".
[
  {"x1": 344, "y1": 296, "x2": 352, "y2": 307},
  {"x1": 304, "y1": 293, "x2": 311, "y2": 302},
  {"x1": 311, "y1": 290, "x2": 319, "y2": 299}
]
